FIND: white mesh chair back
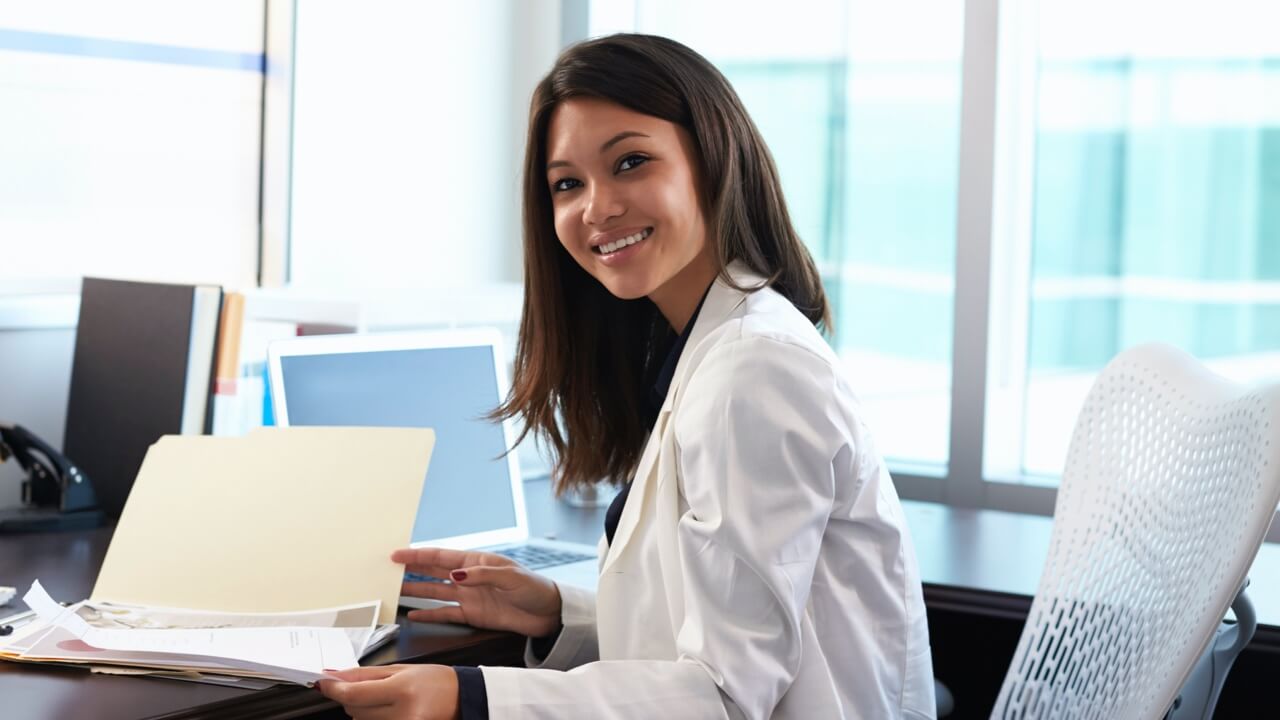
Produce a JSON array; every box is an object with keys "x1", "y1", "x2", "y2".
[{"x1": 992, "y1": 343, "x2": 1280, "y2": 719}]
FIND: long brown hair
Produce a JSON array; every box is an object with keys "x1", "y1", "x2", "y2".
[{"x1": 495, "y1": 33, "x2": 829, "y2": 494}]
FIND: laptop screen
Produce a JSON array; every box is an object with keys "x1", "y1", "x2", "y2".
[{"x1": 277, "y1": 344, "x2": 518, "y2": 543}]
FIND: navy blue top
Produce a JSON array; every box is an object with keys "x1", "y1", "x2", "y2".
[{"x1": 455, "y1": 292, "x2": 709, "y2": 718}]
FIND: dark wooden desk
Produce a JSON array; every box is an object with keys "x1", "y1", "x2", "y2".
[
  {"x1": 7, "y1": 481, "x2": 1278, "y2": 719},
  {"x1": 0, "y1": 527, "x2": 524, "y2": 720}
]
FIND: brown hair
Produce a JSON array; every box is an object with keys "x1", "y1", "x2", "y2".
[{"x1": 494, "y1": 33, "x2": 830, "y2": 494}]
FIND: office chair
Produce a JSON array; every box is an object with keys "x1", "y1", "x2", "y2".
[{"x1": 991, "y1": 343, "x2": 1280, "y2": 719}]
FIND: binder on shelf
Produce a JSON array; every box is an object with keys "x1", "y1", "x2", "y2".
[
  {"x1": 62, "y1": 277, "x2": 223, "y2": 520},
  {"x1": 210, "y1": 291, "x2": 361, "y2": 436},
  {"x1": 210, "y1": 292, "x2": 246, "y2": 437}
]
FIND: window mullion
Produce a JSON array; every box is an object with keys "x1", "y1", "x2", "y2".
[
  {"x1": 945, "y1": 0, "x2": 1001, "y2": 508},
  {"x1": 260, "y1": 0, "x2": 297, "y2": 288}
]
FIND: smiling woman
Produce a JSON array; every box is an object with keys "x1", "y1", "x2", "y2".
[
  {"x1": 506, "y1": 35, "x2": 831, "y2": 496},
  {"x1": 545, "y1": 98, "x2": 714, "y2": 328},
  {"x1": 321, "y1": 33, "x2": 935, "y2": 720}
]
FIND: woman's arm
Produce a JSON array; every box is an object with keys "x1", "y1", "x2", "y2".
[
  {"x1": 482, "y1": 337, "x2": 843, "y2": 719},
  {"x1": 522, "y1": 583, "x2": 599, "y2": 669}
]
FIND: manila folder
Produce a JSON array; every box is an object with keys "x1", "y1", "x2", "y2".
[{"x1": 92, "y1": 427, "x2": 435, "y2": 624}]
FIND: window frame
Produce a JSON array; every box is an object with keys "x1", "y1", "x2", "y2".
[
  {"x1": 259, "y1": 0, "x2": 295, "y2": 288},
  {"x1": 570, "y1": 0, "x2": 1280, "y2": 542}
]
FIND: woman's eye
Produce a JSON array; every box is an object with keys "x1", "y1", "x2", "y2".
[
  {"x1": 617, "y1": 154, "x2": 648, "y2": 172},
  {"x1": 551, "y1": 178, "x2": 581, "y2": 193}
]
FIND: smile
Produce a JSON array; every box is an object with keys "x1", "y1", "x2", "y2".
[{"x1": 592, "y1": 227, "x2": 653, "y2": 255}]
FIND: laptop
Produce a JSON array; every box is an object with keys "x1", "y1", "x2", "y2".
[{"x1": 267, "y1": 328, "x2": 600, "y2": 609}]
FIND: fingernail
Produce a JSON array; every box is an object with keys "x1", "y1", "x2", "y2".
[{"x1": 450, "y1": 569, "x2": 467, "y2": 582}]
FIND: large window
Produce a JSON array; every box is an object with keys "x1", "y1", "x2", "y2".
[
  {"x1": 984, "y1": 0, "x2": 1280, "y2": 485},
  {"x1": 8, "y1": 2, "x2": 1273, "y2": 520},
  {"x1": 0, "y1": 1, "x2": 265, "y2": 288},
  {"x1": 594, "y1": 0, "x2": 964, "y2": 471},
  {"x1": 592, "y1": 0, "x2": 1280, "y2": 514}
]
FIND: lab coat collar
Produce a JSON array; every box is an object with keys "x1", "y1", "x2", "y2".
[
  {"x1": 657, "y1": 261, "x2": 766, "y2": 416},
  {"x1": 602, "y1": 261, "x2": 767, "y2": 574}
]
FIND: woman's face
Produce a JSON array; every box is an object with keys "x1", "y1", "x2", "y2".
[{"x1": 545, "y1": 97, "x2": 711, "y2": 308}]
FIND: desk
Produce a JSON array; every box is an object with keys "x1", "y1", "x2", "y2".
[
  {"x1": 0, "y1": 472, "x2": 613, "y2": 720},
  {"x1": 0, "y1": 528, "x2": 524, "y2": 719},
  {"x1": 5, "y1": 480, "x2": 1279, "y2": 719}
]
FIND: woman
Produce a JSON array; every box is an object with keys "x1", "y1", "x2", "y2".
[{"x1": 320, "y1": 33, "x2": 935, "y2": 719}]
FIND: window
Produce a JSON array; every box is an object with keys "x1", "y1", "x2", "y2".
[
  {"x1": 0, "y1": 1, "x2": 265, "y2": 288},
  {"x1": 984, "y1": 0, "x2": 1280, "y2": 485},
  {"x1": 593, "y1": 0, "x2": 965, "y2": 470},
  {"x1": 591, "y1": 0, "x2": 1280, "y2": 517}
]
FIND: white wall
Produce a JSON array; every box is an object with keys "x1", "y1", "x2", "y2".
[{"x1": 288, "y1": 0, "x2": 563, "y2": 291}]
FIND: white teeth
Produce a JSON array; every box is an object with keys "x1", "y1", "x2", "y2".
[{"x1": 597, "y1": 228, "x2": 651, "y2": 255}]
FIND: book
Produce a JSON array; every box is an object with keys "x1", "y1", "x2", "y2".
[
  {"x1": 209, "y1": 291, "x2": 360, "y2": 436},
  {"x1": 62, "y1": 277, "x2": 223, "y2": 519},
  {"x1": 210, "y1": 292, "x2": 246, "y2": 437}
]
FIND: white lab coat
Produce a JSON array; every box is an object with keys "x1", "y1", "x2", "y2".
[{"x1": 481, "y1": 263, "x2": 936, "y2": 719}]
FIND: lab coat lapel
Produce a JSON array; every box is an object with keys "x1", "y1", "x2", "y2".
[
  {"x1": 656, "y1": 262, "x2": 763, "y2": 416},
  {"x1": 599, "y1": 262, "x2": 765, "y2": 575},
  {"x1": 599, "y1": 408, "x2": 666, "y2": 575}
]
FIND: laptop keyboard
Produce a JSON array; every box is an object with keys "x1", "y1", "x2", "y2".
[
  {"x1": 491, "y1": 545, "x2": 594, "y2": 570},
  {"x1": 402, "y1": 544, "x2": 594, "y2": 584}
]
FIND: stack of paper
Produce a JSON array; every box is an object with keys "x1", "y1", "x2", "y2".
[
  {"x1": 0, "y1": 581, "x2": 398, "y2": 687},
  {"x1": 0, "y1": 428, "x2": 434, "y2": 687}
]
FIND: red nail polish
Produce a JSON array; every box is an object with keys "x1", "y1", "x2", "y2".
[{"x1": 450, "y1": 569, "x2": 467, "y2": 582}]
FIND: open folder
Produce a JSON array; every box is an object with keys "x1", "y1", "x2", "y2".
[
  {"x1": 94, "y1": 426, "x2": 434, "y2": 625},
  {"x1": 1, "y1": 427, "x2": 434, "y2": 685}
]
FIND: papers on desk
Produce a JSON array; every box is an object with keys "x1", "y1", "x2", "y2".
[
  {"x1": 0, "y1": 427, "x2": 432, "y2": 688},
  {"x1": 0, "y1": 581, "x2": 399, "y2": 687}
]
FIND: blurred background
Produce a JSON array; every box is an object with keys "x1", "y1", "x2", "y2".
[{"x1": 1, "y1": 0, "x2": 1277, "y2": 517}]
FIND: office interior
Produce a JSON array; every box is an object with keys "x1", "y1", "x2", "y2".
[{"x1": 1, "y1": 1, "x2": 1278, "y2": 718}]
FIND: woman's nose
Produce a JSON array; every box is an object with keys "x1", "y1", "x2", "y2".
[{"x1": 582, "y1": 181, "x2": 625, "y2": 226}]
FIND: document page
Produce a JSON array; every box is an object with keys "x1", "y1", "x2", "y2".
[
  {"x1": 20, "y1": 581, "x2": 359, "y2": 684},
  {"x1": 81, "y1": 597, "x2": 380, "y2": 656}
]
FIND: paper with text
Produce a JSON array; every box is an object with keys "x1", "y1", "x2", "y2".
[{"x1": 22, "y1": 581, "x2": 356, "y2": 684}]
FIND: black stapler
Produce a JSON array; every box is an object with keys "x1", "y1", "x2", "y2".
[{"x1": 0, "y1": 422, "x2": 103, "y2": 533}]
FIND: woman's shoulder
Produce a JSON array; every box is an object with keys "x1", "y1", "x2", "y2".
[
  {"x1": 679, "y1": 285, "x2": 845, "y2": 407},
  {"x1": 716, "y1": 284, "x2": 839, "y2": 366}
]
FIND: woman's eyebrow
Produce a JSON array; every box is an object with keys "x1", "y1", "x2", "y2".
[
  {"x1": 599, "y1": 130, "x2": 649, "y2": 153},
  {"x1": 546, "y1": 131, "x2": 651, "y2": 172}
]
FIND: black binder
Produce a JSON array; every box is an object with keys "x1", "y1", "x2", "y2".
[{"x1": 62, "y1": 277, "x2": 223, "y2": 520}]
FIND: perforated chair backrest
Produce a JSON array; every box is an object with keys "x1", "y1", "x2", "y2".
[{"x1": 992, "y1": 343, "x2": 1280, "y2": 719}]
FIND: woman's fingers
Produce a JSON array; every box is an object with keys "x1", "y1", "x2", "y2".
[
  {"x1": 317, "y1": 666, "x2": 404, "y2": 708},
  {"x1": 317, "y1": 677, "x2": 395, "y2": 708},
  {"x1": 405, "y1": 604, "x2": 467, "y2": 625},
  {"x1": 392, "y1": 547, "x2": 514, "y2": 578},
  {"x1": 392, "y1": 547, "x2": 465, "y2": 575},
  {"x1": 400, "y1": 580, "x2": 459, "y2": 602},
  {"x1": 322, "y1": 665, "x2": 400, "y2": 682},
  {"x1": 449, "y1": 565, "x2": 526, "y2": 591}
]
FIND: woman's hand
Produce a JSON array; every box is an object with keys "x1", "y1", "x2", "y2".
[
  {"x1": 318, "y1": 664, "x2": 458, "y2": 720},
  {"x1": 395, "y1": 547, "x2": 563, "y2": 638}
]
